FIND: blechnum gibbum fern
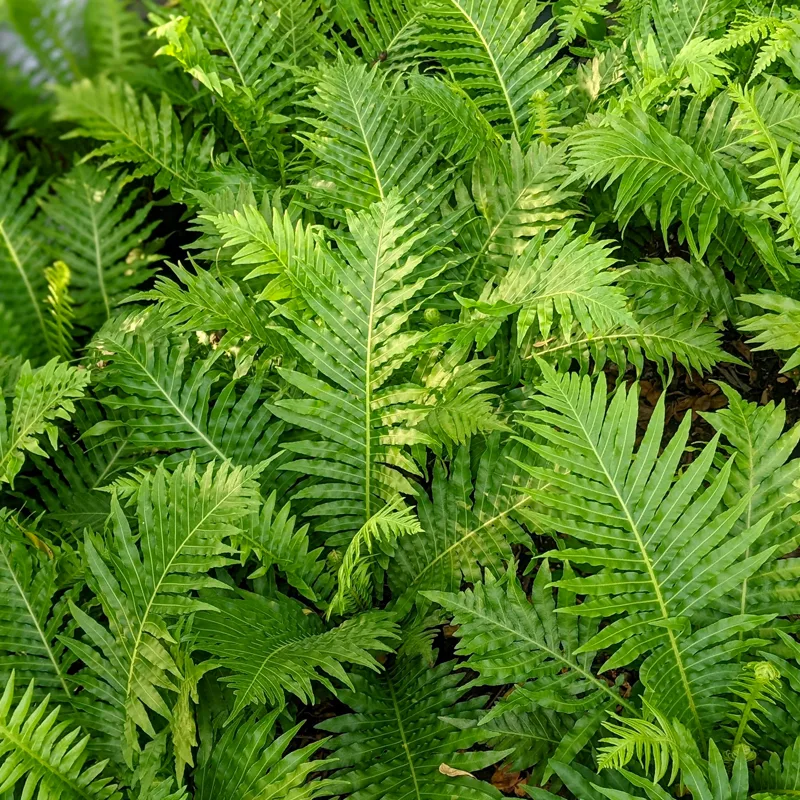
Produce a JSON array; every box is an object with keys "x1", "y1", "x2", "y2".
[{"x1": 4, "y1": 0, "x2": 800, "y2": 798}]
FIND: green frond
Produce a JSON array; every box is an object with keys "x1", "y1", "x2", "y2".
[
  {"x1": 85, "y1": 0, "x2": 148, "y2": 76},
  {"x1": 515, "y1": 363, "x2": 775, "y2": 740},
  {"x1": 0, "y1": 144, "x2": 49, "y2": 356},
  {"x1": 270, "y1": 193, "x2": 455, "y2": 537},
  {"x1": 135, "y1": 261, "x2": 288, "y2": 374},
  {"x1": 407, "y1": 75, "x2": 499, "y2": 161},
  {"x1": 41, "y1": 164, "x2": 160, "y2": 329},
  {"x1": 53, "y1": 77, "x2": 214, "y2": 201},
  {"x1": 389, "y1": 434, "x2": 540, "y2": 615},
  {"x1": 426, "y1": 561, "x2": 634, "y2": 777},
  {"x1": 0, "y1": 358, "x2": 90, "y2": 487},
  {"x1": 299, "y1": 60, "x2": 445, "y2": 216},
  {"x1": 329, "y1": 497, "x2": 421, "y2": 616},
  {"x1": 461, "y1": 139, "x2": 574, "y2": 282},
  {"x1": 464, "y1": 221, "x2": 633, "y2": 350},
  {"x1": 0, "y1": 671, "x2": 120, "y2": 800},
  {"x1": 0, "y1": 511, "x2": 75, "y2": 699},
  {"x1": 87, "y1": 313, "x2": 282, "y2": 466},
  {"x1": 194, "y1": 712, "x2": 337, "y2": 800},
  {"x1": 329, "y1": 0, "x2": 424, "y2": 69},
  {"x1": 65, "y1": 458, "x2": 261, "y2": 764},
  {"x1": 702, "y1": 384, "x2": 800, "y2": 617},
  {"x1": 569, "y1": 109, "x2": 747, "y2": 261},
  {"x1": 754, "y1": 735, "x2": 800, "y2": 797},
  {"x1": 193, "y1": 590, "x2": 398, "y2": 717},
  {"x1": 725, "y1": 662, "x2": 782, "y2": 752},
  {"x1": 150, "y1": 0, "x2": 293, "y2": 168},
  {"x1": 739, "y1": 290, "x2": 800, "y2": 371},
  {"x1": 620, "y1": 258, "x2": 737, "y2": 329},
  {"x1": 318, "y1": 651, "x2": 506, "y2": 800},
  {"x1": 43, "y1": 261, "x2": 75, "y2": 361},
  {"x1": 232, "y1": 491, "x2": 326, "y2": 603},
  {"x1": 421, "y1": 0, "x2": 567, "y2": 143}
]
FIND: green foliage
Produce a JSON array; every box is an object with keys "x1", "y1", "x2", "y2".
[{"x1": 6, "y1": 1, "x2": 800, "y2": 797}]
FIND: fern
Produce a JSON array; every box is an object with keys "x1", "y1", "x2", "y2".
[{"x1": 0, "y1": 672, "x2": 120, "y2": 800}]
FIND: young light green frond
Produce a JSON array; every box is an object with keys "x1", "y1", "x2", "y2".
[
  {"x1": 193, "y1": 591, "x2": 398, "y2": 717},
  {"x1": 739, "y1": 290, "x2": 800, "y2": 371},
  {"x1": 330, "y1": 497, "x2": 421, "y2": 617},
  {"x1": 0, "y1": 145, "x2": 49, "y2": 357},
  {"x1": 515, "y1": 363, "x2": 775, "y2": 739},
  {"x1": 299, "y1": 60, "x2": 444, "y2": 216},
  {"x1": 54, "y1": 78, "x2": 214, "y2": 201},
  {"x1": 150, "y1": 0, "x2": 293, "y2": 168},
  {"x1": 0, "y1": 671, "x2": 121, "y2": 800},
  {"x1": 754, "y1": 734, "x2": 800, "y2": 797},
  {"x1": 0, "y1": 358, "x2": 90, "y2": 487},
  {"x1": 421, "y1": 0, "x2": 567, "y2": 142},
  {"x1": 194, "y1": 713, "x2": 337, "y2": 800},
  {"x1": 270, "y1": 193, "x2": 454, "y2": 537},
  {"x1": 88, "y1": 313, "x2": 281, "y2": 465},
  {"x1": 66, "y1": 458, "x2": 261, "y2": 764},
  {"x1": 318, "y1": 652, "x2": 506, "y2": 800},
  {"x1": 389, "y1": 434, "x2": 540, "y2": 615},
  {"x1": 43, "y1": 261, "x2": 75, "y2": 361},
  {"x1": 41, "y1": 164, "x2": 160, "y2": 329}
]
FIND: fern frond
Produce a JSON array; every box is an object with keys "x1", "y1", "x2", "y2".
[
  {"x1": 0, "y1": 672, "x2": 120, "y2": 800},
  {"x1": 421, "y1": 0, "x2": 567, "y2": 143},
  {"x1": 194, "y1": 712, "x2": 337, "y2": 800},
  {"x1": 299, "y1": 60, "x2": 444, "y2": 216},
  {"x1": 0, "y1": 511, "x2": 75, "y2": 699},
  {"x1": 0, "y1": 144, "x2": 49, "y2": 356},
  {"x1": 88, "y1": 313, "x2": 281, "y2": 466},
  {"x1": 465, "y1": 221, "x2": 633, "y2": 350},
  {"x1": 460, "y1": 139, "x2": 574, "y2": 281},
  {"x1": 41, "y1": 164, "x2": 160, "y2": 328},
  {"x1": 65, "y1": 458, "x2": 261, "y2": 763},
  {"x1": 193, "y1": 591, "x2": 397, "y2": 717},
  {"x1": 43, "y1": 261, "x2": 75, "y2": 361},
  {"x1": 570, "y1": 109, "x2": 746, "y2": 260},
  {"x1": 515, "y1": 363, "x2": 775, "y2": 739},
  {"x1": 739, "y1": 290, "x2": 800, "y2": 371},
  {"x1": 0, "y1": 358, "x2": 90, "y2": 487},
  {"x1": 389, "y1": 434, "x2": 540, "y2": 615},
  {"x1": 270, "y1": 193, "x2": 455, "y2": 537},
  {"x1": 319, "y1": 651, "x2": 505, "y2": 800},
  {"x1": 54, "y1": 78, "x2": 214, "y2": 201},
  {"x1": 330, "y1": 497, "x2": 421, "y2": 617}
]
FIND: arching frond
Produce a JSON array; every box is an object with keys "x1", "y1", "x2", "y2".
[
  {"x1": 515, "y1": 363, "x2": 774, "y2": 740},
  {"x1": 194, "y1": 712, "x2": 336, "y2": 800},
  {"x1": 193, "y1": 591, "x2": 397, "y2": 717},
  {"x1": 54, "y1": 78, "x2": 214, "y2": 201},
  {"x1": 0, "y1": 358, "x2": 90, "y2": 487}
]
